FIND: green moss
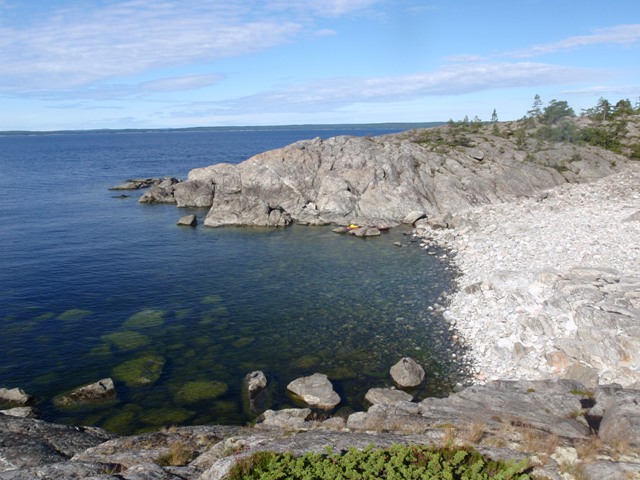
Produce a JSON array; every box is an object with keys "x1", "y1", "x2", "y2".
[
  {"x1": 123, "y1": 309, "x2": 165, "y2": 329},
  {"x1": 227, "y1": 444, "x2": 537, "y2": 480},
  {"x1": 174, "y1": 380, "x2": 228, "y2": 404},
  {"x1": 102, "y1": 410, "x2": 137, "y2": 433},
  {"x1": 102, "y1": 331, "x2": 151, "y2": 351},
  {"x1": 57, "y1": 309, "x2": 92, "y2": 321},
  {"x1": 88, "y1": 343, "x2": 112, "y2": 357},
  {"x1": 201, "y1": 294, "x2": 224, "y2": 304},
  {"x1": 112, "y1": 354, "x2": 166, "y2": 386},
  {"x1": 291, "y1": 354, "x2": 320, "y2": 369},
  {"x1": 139, "y1": 407, "x2": 194, "y2": 426},
  {"x1": 232, "y1": 337, "x2": 255, "y2": 348}
]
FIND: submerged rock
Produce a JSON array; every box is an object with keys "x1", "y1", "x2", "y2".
[
  {"x1": 111, "y1": 354, "x2": 166, "y2": 387},
  {"x1": 54, "y1": 378, "x2": 116, "y2": 407},
  {"x1": 287, "y1": 373, "x2": 340, "y2": 410},
  {"x1": 390, "y1": 357, "x2": 425, "y2": 388},
  {"x1": 109, "y1": 178, "x2": 164, "y2": 190},
  {"x1": 245, "y1": 371, "x2": 267, "y2": 396}
]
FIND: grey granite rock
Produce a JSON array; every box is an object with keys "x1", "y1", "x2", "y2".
[
  {"x1": 364, "y1": 388, "x2": 414, "y2": 405},
  {"x1": 390, "y1": 357, "x2": 425, "y2": 388},
  {"x1": 287, "y1": 373, "x2": 340, "y2": 410},
  {"x1": 177, "y1": 214, "x2": 197, "y2": 226}
]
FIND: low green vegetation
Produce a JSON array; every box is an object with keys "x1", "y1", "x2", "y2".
[
  {"x1": 227, "y1": 444, "x2": 538, "y2": 480},
  {"x1": 414, "y1": 94, "x2": 640, "y2": 161}
]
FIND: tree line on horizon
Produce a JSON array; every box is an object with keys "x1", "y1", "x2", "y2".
[{"x1": 447, "y1": 95, "x2": 640, "y2": 159}]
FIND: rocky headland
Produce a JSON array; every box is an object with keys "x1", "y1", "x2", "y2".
[{"x1": 3, "y1": 115, "x2": 639, "y2": 478}]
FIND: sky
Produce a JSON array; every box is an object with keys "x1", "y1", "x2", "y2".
[{"x1": 1, "y1": 0, "x2": 639, "y2": 130}]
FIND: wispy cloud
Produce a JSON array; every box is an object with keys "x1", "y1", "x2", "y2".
[
  {"x1": 0, "y1": 0, "x2": 377, "y2": 92},
  {"x1": 506, "y1": 24, "x2": 640, "y2": 58},
  {"x1": 172, "y1": 62, "x2": 592, "y2": 116}
]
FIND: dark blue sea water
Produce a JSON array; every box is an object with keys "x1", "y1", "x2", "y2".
[{"x1": 0, "y1": 127, "x2": 463, "y2": 433}]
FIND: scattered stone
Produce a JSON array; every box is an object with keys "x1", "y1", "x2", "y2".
[
  {"x1": 390, "y1": 357, "x2": 425, "y2": 388},
  {"x1": 351, "y1": 226, "x2": 381, "y2": 237},
  {"x1": 177, "y1": 214, "x2": 197, "y2": 226},
  {"x1": 393, "y1": 241, "x2": 402, "y2": 247},
  {"x1": 364, "y1": 388, "x2": 413, "y2": 405},
  {"x1": 0, "y1": 407, "x2": 38, "y2": 418},
  {"x1": 332, "y1": 226, "x2": 350, "y2": 233},
  {"x1": 257, "y1": 408, "x2": 311, "y2": 429},
  {"x1": 402, "y1": 211, "x2": 426, "y2": 225},
  {"x1": 287, "y1": 373, "x2": 340, "y2": 410},
  {"x1": 426, "y1": 214, "x2": 450, "y2": 230},
  {"x1": 109, "y1": 178, "x2": 161, "y2": 190},
  {"x1": 54, "y1": 378, "x2": 116, "y2": 406},
  {"x1": 0, "y1": 387, "x2": 33, "y2": 406},
  {"x1": 469, "y1": 149, "x2": 485, "y2": 161}
]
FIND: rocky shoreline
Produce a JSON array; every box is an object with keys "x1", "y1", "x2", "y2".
[
  {"x1": 3, "y1": 121, "x2": 640, "y2": 478},
  {"x1": 417, "y1": 164, "x2": 640, "y2": 388}
]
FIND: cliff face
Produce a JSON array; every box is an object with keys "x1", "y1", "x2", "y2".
[{"x1": 140, "y1": 122, "x2": 628, "y2": 227}]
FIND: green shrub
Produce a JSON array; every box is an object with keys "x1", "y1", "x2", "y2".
[{"x1": 227, "y1": 444, "x2": 537, "y2": 479}]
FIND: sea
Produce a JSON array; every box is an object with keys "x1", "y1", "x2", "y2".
[{"x1": 0, "y1": 125, "x2": 465, "y2": 434}]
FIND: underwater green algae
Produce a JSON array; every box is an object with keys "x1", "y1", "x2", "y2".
[
  {"x1": 123, "y1": 309, "x2": 165, "y2": 329},
  {"x1": 57, "y1": 309, "x2": 92, "y2": 321},
  {"x1": 174, "y1": 381, "x2": 229, "y2": 404},
  {"x1": 112, "y1": 354, "x2": 166, "y2": 386},
  {"x1": 102, "y1": 331, "x2": 151, "y2": 351}
]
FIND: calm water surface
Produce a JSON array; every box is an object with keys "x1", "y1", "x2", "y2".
[{"x1": 0, "y1": 128, "x2": 463, "y2": 433}]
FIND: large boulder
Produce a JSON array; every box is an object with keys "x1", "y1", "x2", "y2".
[
  {"x1": 287, "y1": 373, "x2": 340, "y2": 410},
  {"x1": 390, "y1": 357, "x2": 425, "y2": 388},
  {"x1": 598, "y1": 389, "x2": 640, "y2": 448},
  {"x1": 177, "y1": 214, "x2": 197, "y2": 226}
]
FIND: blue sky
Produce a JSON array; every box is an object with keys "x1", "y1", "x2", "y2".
[{"x1": 1, "y1": 0, "x2": 639, "y2": 130}]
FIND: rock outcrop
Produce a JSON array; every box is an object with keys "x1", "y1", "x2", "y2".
[{"x1": 137, "y1": 127, "x2": 627, "y2": 227}]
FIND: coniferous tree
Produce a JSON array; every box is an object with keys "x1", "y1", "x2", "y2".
[{"x1": 527, "y1": 94, "x2": 543, "y2": 118}]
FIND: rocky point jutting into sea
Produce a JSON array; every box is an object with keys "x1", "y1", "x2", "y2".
[{"x1": 2, "y1": 115, "x2": 640, "y2": 478}]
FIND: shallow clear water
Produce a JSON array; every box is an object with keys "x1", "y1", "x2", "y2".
[{"x1": 0, "y1": 128, "x2": 463, "y2": 434}]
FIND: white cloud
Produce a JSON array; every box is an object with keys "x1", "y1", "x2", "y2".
[
  {"x1": 264, "y1": 0, "x2": 382, "y2": 17},
  {"x1": 1, "y1": 0, "x2": 380, "y2": 92},
  {"x1": 141, "y1": 74, "x2": 223, "y2": 92},
  {"x1": 506, "y1": 24, "x2": 640, "y2": 58},
  {"x1": 172, "y1": 62, "x2": 592, "y2": 116}
]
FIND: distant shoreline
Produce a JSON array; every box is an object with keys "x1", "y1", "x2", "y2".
[{"x1": 0, "y1": 122, "x2": 445, "y2": 137}]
